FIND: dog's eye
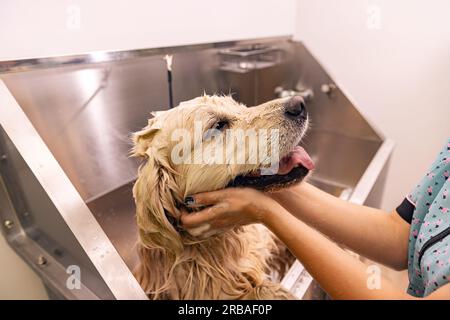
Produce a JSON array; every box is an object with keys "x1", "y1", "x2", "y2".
[{"x1": 212, "y1": 120, "x2": 229, "y2": 131}]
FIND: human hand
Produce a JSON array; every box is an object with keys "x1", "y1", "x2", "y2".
[{"x1": 180, "y1": 188, "x2": 280, "y2": 237}]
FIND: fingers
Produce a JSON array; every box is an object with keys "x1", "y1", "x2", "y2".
[
  {"x1": 184, "y1": 189, "x2": 229, "y2": 207},
  {"x1": 180, "y1": 203, "x2": 228, "y2": 228},
  {"x1": 182, "y1": 189, "x2": 231, "y2": 233}
]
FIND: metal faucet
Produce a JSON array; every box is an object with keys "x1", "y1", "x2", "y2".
[{"x1": 274, "y1": 85, "x2": 314, "y2": 101}]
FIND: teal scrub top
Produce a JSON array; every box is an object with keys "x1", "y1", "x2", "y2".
[{"x1": 396, "y1": 138, "x2": 450, "y2": 297}]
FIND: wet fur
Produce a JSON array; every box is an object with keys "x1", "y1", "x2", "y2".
[{"x1": 131, "y1": 95, "x2": 306, "y2": 299}]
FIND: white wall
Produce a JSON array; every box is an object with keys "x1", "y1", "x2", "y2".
[
  {"x1": 0, "y1": 232, "x2": 48, "y2": 299},
  {"x1": 0, "y1": 0, "x2": 295, "y2": 60},
  {"x1": 294, "y1": 0, "x2": 450, "y2": 211}
]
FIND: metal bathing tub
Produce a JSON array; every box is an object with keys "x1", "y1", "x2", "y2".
[{"x1": 0, "y1": 36, "x2": 394, "y2": 299}]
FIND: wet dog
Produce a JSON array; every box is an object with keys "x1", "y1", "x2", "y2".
[{"x1": 131, "y1": 95, "x2": 313, "y2": 299}]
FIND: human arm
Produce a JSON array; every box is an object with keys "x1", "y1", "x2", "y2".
[
  {"x1": 180, "y1": 188, "x2": 449, "y2": 299},
  {"x1": 261, "y1": 200, "x2": 448, "y2": 299},
  {"x1": 268, "y1": 182, "x2": 410, "y2": 270}
]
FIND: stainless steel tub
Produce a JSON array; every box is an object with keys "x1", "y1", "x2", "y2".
[{"x1": 0, "y1": 36, "x2": 394, "y2": 299}]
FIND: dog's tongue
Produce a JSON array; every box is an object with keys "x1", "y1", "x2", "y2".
[{"x1": 278, "y1": 146, "x2": 315, "y2": 175}]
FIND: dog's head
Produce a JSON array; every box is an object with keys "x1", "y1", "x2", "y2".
[{"x1": 132, "y1": 95, "x2": 313, "y2": 250}]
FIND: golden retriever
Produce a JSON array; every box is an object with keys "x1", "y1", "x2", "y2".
[{"x1": 131, "y1": 94, "x2": 313, "y2": 299}]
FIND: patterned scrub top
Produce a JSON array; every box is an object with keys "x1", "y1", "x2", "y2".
[{"x1": 396, "y1": 137, "x2": 450, "y2": 297}]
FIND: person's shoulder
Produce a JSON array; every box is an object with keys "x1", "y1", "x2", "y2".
[
  {"x1": 407, "y1": 138, "x2": 449, "y2": 206},
  {"x1": 426, "y1": 138, "x2": 449, "y2": 184},
  {"x1": 429, "y1": 138, "x2": 450, "y2": 170}
]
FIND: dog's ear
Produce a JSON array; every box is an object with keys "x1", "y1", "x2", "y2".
[
  {"x1": 131, "y1": 118, "x2": 160, "y2": 157},
  {"x1": 133, "y1": 155, "x2": 183, "y2": 298},
  {"x1": 131, "y1": 112, "x2": 167, "y2": 157},
  {"x1": 132, "y1": 137, "x2": 183, "y2": 255},
  {"x1": 131, "y1": 112, "x2": 184, "y2": 298}
]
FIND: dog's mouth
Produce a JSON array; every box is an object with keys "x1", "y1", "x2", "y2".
[{"x1": 226, "y1": 146, "x2": 315, "y2": 191}]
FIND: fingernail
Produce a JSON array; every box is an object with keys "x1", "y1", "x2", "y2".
[{"x1": 184, "y1": 196, "x2": 195, "y2": 206}]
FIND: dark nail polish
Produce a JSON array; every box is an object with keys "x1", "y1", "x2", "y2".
[{"x1": 184, "y1": 196, "x2": 195, "y2": 206}]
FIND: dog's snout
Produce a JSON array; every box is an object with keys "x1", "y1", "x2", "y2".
[{"x1": 284, "y1": 96, "x2": 306, "y2": 120}]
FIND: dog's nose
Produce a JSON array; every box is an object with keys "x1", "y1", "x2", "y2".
[{"x1": 284, "y1": 96, "x2": 307, "y2": 119}]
